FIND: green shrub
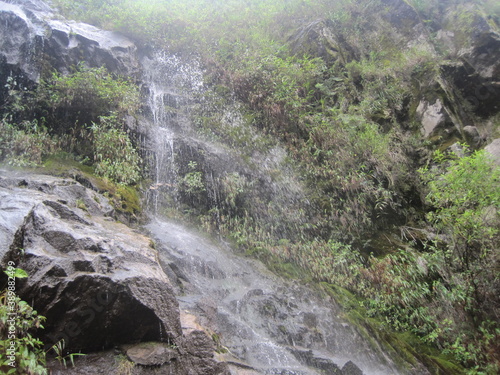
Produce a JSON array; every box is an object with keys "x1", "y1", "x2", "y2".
[
  {"x1": 41, "y1": 64, "x2": 140, "y2": 117},
  {"x1": 179, "y1": 161, "x2": 205, "y2": 195},
  {"x1": 1, "y1": 65, "x2": 142, "y2": 186},
  {"x1": 0, "y1": 267, "x2": 47, "y2": 375},
  {"x1": 91, "y1": 115, "x2": 141, "y2": 185},
  {"x1": 0, "y1": 119, "x2": 59, "y2": 167}
]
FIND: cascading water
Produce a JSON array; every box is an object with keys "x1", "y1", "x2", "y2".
[
  {"x1": 146, "y1": 218, "x2": 401, "y2": 375},
  {"x1": 142, "y1": 52, "x2": 403, "y2": 374},
  {"x1": 141, "y1": 51, "x2": 203, "y2": 213}
]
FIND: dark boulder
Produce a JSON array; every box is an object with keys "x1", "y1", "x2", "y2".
[
  {"x1": 439, "y1": 5, "x2": 500, "y2": 117},
  {"x1": 0, "y1": 171, "x2": 229, "y2": 374},
  {"x1": 342, "y1": 360, "x2": 364, "y2": 375},
  {"x1": 0, "y1": 0, "x2": 140, "y2": 84},
  {"x1": 1, "y1": 172, "x2": 181, "y2": 352}
]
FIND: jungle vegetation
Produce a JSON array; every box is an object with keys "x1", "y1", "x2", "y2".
[{"x1": 1, "y1": 0, "x2": 499, "y2": 373}]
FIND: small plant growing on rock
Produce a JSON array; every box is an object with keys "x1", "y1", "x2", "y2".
[
  {"x1": 75, "y1": 198, "x2": 88, "y2": 211},
  {"x1": 50, "y1": 339, "x2": 85, "y2": 369},
  {"x1": 115, "y1": 354, "x2": 135, "y2": 375},
  {"x1": 0, "y1": 267, "x2": 47, "y2": 375},
  {"x1": 179, "y1": 161, "x2": 205, "y2": 194}
]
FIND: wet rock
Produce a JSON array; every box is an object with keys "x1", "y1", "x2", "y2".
[
  {"x1": 0, "y1": 172, "x2": 110, "y2": 259},
  {"x1": 342, "y1": 360, "x2": 364, "y2": 375},
  {"x1": 183, "y1": 330, "x2": 215, "y2": 358},
  {"x1": 125, "y1": 342, "x2": 178, "y2": 366},
  {"x1": 0, "y1": 171, "x2": 229, "y2": 375},
  {"x1": 180, "y1": 330, "x2": 231, "y2": 375},
  {"x1": 42, "y1": 200, "x2": 91, "y2": 224},
  {"x1": 288, "y1": 348, "x2": 342, "y2": 374},
  {"x1": 45, "y1": 19, "x2": 140, "y2": 77},
  {"x1": 179, "y1": 255, "x2": 227, "y2": 279},
  {"x1": 302, "y1": 312, "x2": 318, "y2": 328},
  {"x1": 3, "y1": 186, "x2": 181, "y2": 352},
  {"x1": 0, "y1": 0, "x2": 140, "y2": 84}
]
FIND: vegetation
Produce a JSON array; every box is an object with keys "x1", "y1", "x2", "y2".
[
  {"x1": 1, "y1": 268, "x2": 85, "y2": 374},
  {"x1": 50, "y1": 339, "x2": 85, "y2": 369},
  {"x1": 2, "y1": 0, "x2": 499, "y2": 373},
  {"x1": 114, "y1": 354, "x2": 135, "y2": 375},
  {"x1": 1, "y1": 64, "x2": 141, "y2": 186},
  {"x1": 0, "y1": 64, "x2": 144, "y2": 222},
  {"x1": 91, "y1": 115, "x2": 141, "y2": 185},
  {"x1": 0, "y1": 267, "x2": 47, "y2": 375}
]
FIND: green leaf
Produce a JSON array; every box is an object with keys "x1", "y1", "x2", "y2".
[{"x1": 13, "y1": 268, "x2": 29, "y2": 278}]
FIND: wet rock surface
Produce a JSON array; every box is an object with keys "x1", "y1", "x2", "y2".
[
  {"x1": 0, "y1": 0, "x2": 140, "y2": 78},
  {"x1": 0, "y1": 170, "x2": 228, "y2": 374},
  {"x1": 124, "y1": 342, "x2": 178, "y2": 366},
  {"x1": 146, "y1": 218, "x2": 410, "y2": 375}
]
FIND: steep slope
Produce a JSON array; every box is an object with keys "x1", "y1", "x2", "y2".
[{"x1": 1, "y1": 0, "x2": 500, "y2": 373}]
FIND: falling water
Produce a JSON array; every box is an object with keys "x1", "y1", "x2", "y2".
[
  {"x1": 141, "y1": 51, "x2": 203, "y2": 213},
  {"x1": 146, "y1": 218, "x2": 401, "y2": 375},
  {"x1": 142, "y1": 51, "x2": 404, "y2": 374}
]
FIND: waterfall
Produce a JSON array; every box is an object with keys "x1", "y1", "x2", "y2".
[
  {"x1": 141, "y1": 51, "x2": 203, "y2": 213},
  {"x1": 142, "y1": 51, "x2": 403, "y2": 374},
  {"x1": 146, "y1": 218, "x2": 401, "y2": 375}
]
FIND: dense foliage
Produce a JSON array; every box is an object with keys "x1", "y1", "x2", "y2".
[
  {"x1": 0, "y1": 268, "x2": 47, "y2": 375},
  {"x1": 0, "y1": 64, "x2": 141, "y2": 185},
  {"x1": 7, "y1": 0, "x2": 499, "y2": 373}
]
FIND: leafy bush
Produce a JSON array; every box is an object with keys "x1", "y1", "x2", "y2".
[
  {"x1": 179, "y1": 161, "x2": 205, "y2": 195},
  {"x1": 0, "y1": 119, "x2": 59, "y2": 167},
  {"x1": 419, "y1": 148, "x2": 500, "y2": 370},
  {"x1": 421, "y1": 149, "x2": 500, "y2": 273},
  {"x1": 91, "y1": 115, "x2": 141, "y2": 185},
  {"x1": 39, "y1": 64, "x2": 140, "y2": 132},
  {"x1": 1, "y1": 64, "x2": 143, "y2": 186},
  {"x1": 0, "y1": 268, "x2": 47, "y2": 375}
]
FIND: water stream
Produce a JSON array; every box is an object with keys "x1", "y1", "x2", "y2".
[
  {"x1": 141, "y1": 52, "x2": 402, "y2": 374},
  {"x1": 146, "y1": 218, "x2": 399, "y2": 374},
  {"x1": 141, "y1": 51, "x2": 203, "y2": 214}
]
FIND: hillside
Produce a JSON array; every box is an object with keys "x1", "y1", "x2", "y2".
[{"x1": 1, "y1": 0, "x2": 499, "y2": 373}]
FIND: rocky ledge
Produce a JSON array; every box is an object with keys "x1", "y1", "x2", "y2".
[{"x1": 0, "y1": 169, "x2": 229, "y2": 374}]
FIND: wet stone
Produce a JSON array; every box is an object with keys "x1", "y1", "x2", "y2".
[
  {"x1": 125, "y1": 342, "x2": 177, "y2": 366},
  {"x1": 341, "y1": 360, "x2": 364, "y2": 375}
]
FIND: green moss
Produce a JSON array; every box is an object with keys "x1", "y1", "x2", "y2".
[
  {"x1": 114, "y1": 185, "x2": 141, "y2": 217},
  {"x1": 429, "y1": 356, "x2": 466, "y2": 375},
  {"x1": 41, "y1": 152, "x2": 94, "y2": 175},
  {"x1": 40, "y1": 153, "x2": 142, "y2": 220},
  {"x1": 268, "y1": 260, "x2": 309, "y2": 281}
]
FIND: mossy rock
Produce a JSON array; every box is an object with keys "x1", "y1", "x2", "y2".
[{"x1": 41, "y1": 153, "x2": 142, "y2": 222}]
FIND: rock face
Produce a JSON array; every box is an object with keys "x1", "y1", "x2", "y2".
[
  {"x1": 0, "y1": 170, "x2": 228, "y2": 374},
  {"x1": 434, "y1": 4, "x2": 500, "y2": 126},
  {"x1": 416, "y1": 99, "x2": 458, "y2": 141},
  {"x1": 288, "y1": 19, "x2": 357, "y2": 64},
  {"x1": 0, "y1": 0, "x2": 140, "y2": 93},
  {"x1": 485, "y1": 138, "x2": 500, "y2": 165}
]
